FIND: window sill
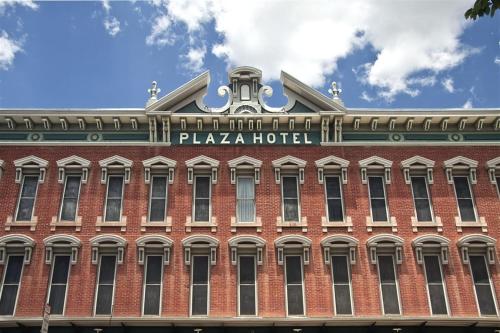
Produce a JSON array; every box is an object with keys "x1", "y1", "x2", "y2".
[
  {"x1": 4, "y1": 215, "x2": 38, "y2": 231},
  {"x1": 454, "y1": 216, "x2": 487, "y2": 232},
  {"x1": 95, "y1": 216, "x2": 127, "y2": 231},
  {"x1": 276, "y1": 216, "x2": 308, "y2": 232},
  {"x1": 50, "y1": 216, "x2": 82, "y2": 231},
  {"x1": 230, "y1": 216, "x2": 262, "y2": 233},
  {"x1": 140, "y1": 216, "x2": 172, "y2": 232},
  {"x1": 185, "y1": 216, "x2": 217, "y2": 232},
  {"x1": 411, "y1": 216, "x2": 443, "y2": 232},
  {"x1": 366, "y1": 216, "x2": 397, "y2": 232},
  {"x1": 321, "y1": 216, "x2": 353, "y2": 232}
]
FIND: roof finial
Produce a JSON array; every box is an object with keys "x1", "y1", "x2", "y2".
[
  {"x1": 146, "y1": 81, "x2": 161, "y2": 107},
  {"x1": 329, "y1": 81, "x2": 342, "y2": 101}
]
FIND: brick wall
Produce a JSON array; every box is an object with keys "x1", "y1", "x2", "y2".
[{"x1": 0, "y1": 145, "x2": 498, "y2": 318}]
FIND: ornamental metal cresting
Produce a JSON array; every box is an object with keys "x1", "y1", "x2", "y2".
[{"x1": 172, "y1": 131, "x2": 321, "y2": 145}]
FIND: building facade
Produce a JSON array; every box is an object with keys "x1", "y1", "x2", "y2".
[{"x1": 0, "y1": 67, "x2": 498, "y2": 333}]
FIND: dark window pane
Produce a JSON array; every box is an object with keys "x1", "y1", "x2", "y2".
[
  {"x1": 146, "y1": 256, "x2": 162, "y2": 284},
  {"x1": 282, "y1": 177, "x2": 298, "y2": 198},
  {"x1": 334, "y1": 284, "x2": 352, "y2": 315},
  {"x1": 48, "y1": 284, "x2": 67, "y2": 315},
  {"x1": 475, "y1": 284, "x2": 497, "y2": 315},
  {"x1": 64, "y1": 176, "x2": 81, "y2": 198},
  {"x1": 51, "y1": 256, "x2": 70, "y2": 284},
  {"x1": 194, "y1": 199, "x2": 210, "y2": 221},
  {"x1": 332, "y1": 256, "x2": 349, "y2": 283},
  {"x1": 192, "y1": 285, "x2": 208, "y2": 315},
  {"x1": 411, "y1": 177, "x2": 428, "y2": 198},
  {"x1": 454, "y1": 177, "x2": 471, "y2": 198},
  {"x1": 457, "y1": 199, "x2": 476, "y2": 221},
  {"x1": 0, "y1": 285, "x2": 18, "y2": 315},
  {"x1": 21, "y1": 176, "x2": 38, "y2": 196},
  {"x1": 415, "y1": 199, "x2": 432, "y2": 221},
  {"x1": 99, "y1": 256, "x2": 116, "y2": 284},
  {"x1": 381, "y1": 284, "x2": 400, "y2": 314},
  {"x1": 105, "y1": 199, "x2": 121, "y2": 221},
  {"x1": 193, "y1": 256, "x2": 208, "y2": 284},
  {"x1": 470, "y1": 256, "x2": 489, "y2": 284},
  {"x1": 240, "y1": 285, "x2": 256, "y2": 315},
  {"x1": 95, "y1": 285, "x2": 113, "y2": 315},
  {"x1": 283, "y1": 199, "x2": 299, "y2": 221},
  {"x1": 423, "y1": 256, "x2": 441, "y2": 283},
  {"x1": 286, "y1": 285, "x2": 304, "y2": 315},
  {"x1": 325, "y1": 177, "x2": 341, "y2": 197},
  {"x1": 107, "y1": 176, "x2": 123, "y2": 197},
  {"x1": 378, "y1": 256, "x2": 396, "y2": 283},
  {"x1": 143, "y1": 285, "x2": 161, "y2": 315},
  {"x1": 239, "y1": 257, "x2": 255, "y2": 284},
  {"x1": 428, "y1": 284, "x2": 448, "y2": 315},
  {"x1": 60, "y1": 198, "x2": 77, "y2": 221},
  {"x1": 327, "y1": 199, "x2": 343, "y2": 221},
  {"x1": 369, "y1": 177, "x2": 385, "y2": 197},
  {"x1": 371, "y1": 199, "x2": 388, "y2": 221},
  {"x1": 149, "y1": 199, "x2": 166, "y2": 221},
  {"x1": 4, "y1": 256, "x2": 23, "y2": 284},
  {"x1": 195, "y1": 177, "x2": 210, "y2": 198},
  {"x1": 151, "y1": 177, "x2": 167, "y2": 197},
  {"x1": 286, "y1": 256, "x2": 302, "y2": 284},
  {"x1": 16, "y1": 198, "x2": 35, "y2": 221}
]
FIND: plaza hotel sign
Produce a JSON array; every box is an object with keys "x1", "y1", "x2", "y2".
[{"x1": 173, "y1": 131, "x2": 320, "y2": 145}]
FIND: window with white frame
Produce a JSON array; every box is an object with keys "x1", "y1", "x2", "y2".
[
  {"x1": 401, "y1": 156, "x2": 435, "y2": 223},
  {"x1": 194, "y1": 175, "x2": 211, "y2": 222},
  {"x1": 229, "y1": 235, "x2": 265, "y2": 316},
  {"x1": 99, "y1": 155, "x2": 132, "y2": 225},
  {"x1": 59, "y1": 175, "x2": 82, "y2": 221},
  {"x1": 142, "y1": 156, "x2": 176, "y2": 224},
  {"x1": 182, "y1": 235, "x2": 219, "y2": 317},
  {"x1": 228, "y1": 156, "x2": 262, "y2": 225},
  {"x1": 458, "y1": 234, "x2": 498, "y2": 316},
  {"x1": 412, "y1": 235, "x2": 450, "y2": 316},
  {"x1": 272, "y1": 156, "x2": 306, "y2": 226},
  {"x1": 444, "y1": 156, "x2": 479, "y2": 223},
  {"x1": 275, "y1": 235, "x2": 311, "y2": 317},
  {"x1": 44, "y1": 234, "x2": 80, "y2": 316},
  {"x1": 0, "y1": 235, "x2": 34, "y2": 316},
  {"x1": 486, "y1": 157, "x2": 500, "y2": 197},
  {"x1": 136, "y1": 235, "x2": 172, "y2": 316},
  {"x1": 321, "y1": 235, "x2": 357, "y2": 315},
  {"x1": 90, "y1": 235, "x2": 126, "y2": 316},
  {"x1": 367, "y1": 234, "x2": 404, "y2": 315},
  {"x1": 359, "y1": 156, "x2": 393, "y2": 225},
  {"x1": 16, "y1": 175, "x2": 39, "y2": 221},
  {"x1": 282, "y1": 175, "x2": 300, "y2": 222},
  {"x1": 368, "y1": 176, "x2": 389, "y2": 222},
  {"x1": 315, "y1": 155, "x2": 349, "y2": 224},
  {"x1": 56, "y1": 155, "x2": 90, "y2": 223},
  {"x1": 185, "y1": 155, "x2": 219, "y2": 226},
  {"x1": 105, "y1": 175, "x2": 124, "y2": 222}
]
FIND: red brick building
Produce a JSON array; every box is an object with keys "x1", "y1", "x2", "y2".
[{"x1": 0, "y1": 67, "x2": 498, "y2": 333}]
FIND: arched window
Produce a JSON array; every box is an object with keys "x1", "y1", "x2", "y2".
[
  {"x1": 0, "y1": 234, "x2": 35, "y2": 316},
  {"x1": 367, "y1": 234, "x2": 403, "y2": 315},
  {"x1": 457, "y1": 234, "x2": 498, "y2": 316},
  {"x1": 182, "y1": 235, "x2": 219, "y2": 317}
]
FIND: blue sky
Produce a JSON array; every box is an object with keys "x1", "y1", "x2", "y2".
[{"x1": 0, "y1": 0, "x2": 498, "y2": 109}]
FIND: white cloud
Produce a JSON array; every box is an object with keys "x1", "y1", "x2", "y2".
[
  {"x1": 441, "y1": 77, "x2": 455, "y2": 93},
  {"x1": 0, "y1": 31, "x2": 22, "y2": 70},
  {"x1": 462, "y1": 99, "x2": 473, "y2": 108},
  {"x1": 183, "y1": 45, "x2": 206, "y2": 73},
  {"x1": 146, "y1": 0, "x2": 476, "y2": 100},
  {"x1": 0, "y1": 0, "x2": 37, "y2": 14},
  {"x1": 495, "y1": 56, "x2": 500, "y2": 65},
  {"x1": 360, "y1": 91, "x2": 374, "y2": 102},
  {"x1": 101, "y1": 0, "x2": 121, "y2": 37},
  {"x1": 104, "y1": 16, "x2": 120, "y2": 37}
]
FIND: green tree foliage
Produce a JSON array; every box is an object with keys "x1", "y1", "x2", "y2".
[{"x1": 465, "y1": 0, "x2": 500, "y2": 19}]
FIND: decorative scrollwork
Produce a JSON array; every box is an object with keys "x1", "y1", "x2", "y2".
[
  {"x1": 258, "y1": 86, "x2": 286, "y2": 113},
  {"x1": 204, "y1": 86, "x2": 233, "y2": 113}
]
